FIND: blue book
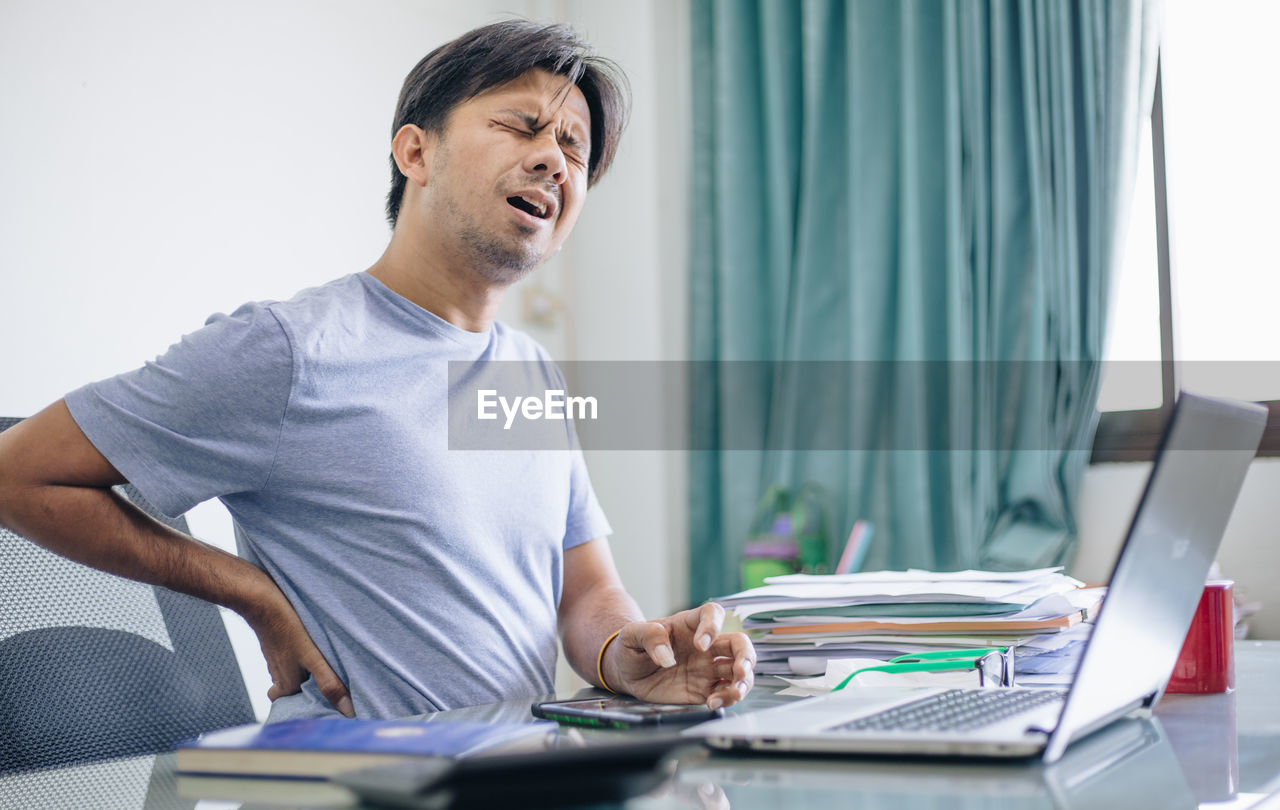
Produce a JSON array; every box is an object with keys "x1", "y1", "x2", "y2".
[{"x1": 176, "y1": 718, "x2": 554, "y2": 780}]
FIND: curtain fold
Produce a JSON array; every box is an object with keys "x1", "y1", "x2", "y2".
[{"x1": 689, "y1": 0, "x2": 1161, "y2": 602}]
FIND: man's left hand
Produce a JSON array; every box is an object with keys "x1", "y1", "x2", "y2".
[{"x1": 604, "y1": 602, "x2": 756, "y2": 709}]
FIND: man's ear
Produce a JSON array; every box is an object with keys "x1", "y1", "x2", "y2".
[{"x1": 391, "y1": 124, "x2": 435, "y2": 189}]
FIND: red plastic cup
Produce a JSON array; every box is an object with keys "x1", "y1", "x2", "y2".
[{"x1": 1167, "y1": 581, "x2": 1235, "y2": 694}]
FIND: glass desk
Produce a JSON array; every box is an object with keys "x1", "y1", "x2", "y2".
[{"x1": 4, "y1": 641, "x2": 1278, "y2": 810}]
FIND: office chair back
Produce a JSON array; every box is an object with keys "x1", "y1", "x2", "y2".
[{"x1": 0, "y1": 416, "x2": 255, "y2": 774}]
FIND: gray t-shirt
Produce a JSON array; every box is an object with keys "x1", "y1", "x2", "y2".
[{"x1": 65, "y1": 272, "x2": 611, "y2": 719}]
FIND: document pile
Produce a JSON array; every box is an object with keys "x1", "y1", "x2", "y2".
[{"x1": 717, "y1": 567, "x2": 1101, "y2": 682}]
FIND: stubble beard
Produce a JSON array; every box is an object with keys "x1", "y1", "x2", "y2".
[{"x1": 454, "y1": 213, "x2": 544, "y2": 286}]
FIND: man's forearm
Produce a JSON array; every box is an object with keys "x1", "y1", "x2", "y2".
[
  {"x1": 559, "y1": 579, "x2": 645, "y2": 691},
  {"x1": 0, "y1": 481, "x2": 276, "y2": 620}
]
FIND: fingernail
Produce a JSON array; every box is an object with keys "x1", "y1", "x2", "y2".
[
  {"x1": 698, "y1": 634, "x2": 712, "y2": 651},
  {"x1": 736, "y1": 681, "x2": 748, "y2": 698},
  {"x1": 655, "y1": 645, "x2": 676, "y2": 668},
  {"x1": 708, "y1": 696, "x2": 724, "y2": 710},
  {"x1": 337, "y1": 696, "x2": 354, "y2": 717}
]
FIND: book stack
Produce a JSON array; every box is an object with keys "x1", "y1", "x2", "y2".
[{"x1": 717, "y1": 567, "x2": 1101, "y2": 681}]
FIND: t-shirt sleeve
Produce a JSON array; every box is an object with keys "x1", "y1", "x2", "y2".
[
  {"x1": 563, "y1": 445, "x2": 612, "y2": 550},
  {"x1": 64, "y1": 302, "x2": 293, "y2": 518}
]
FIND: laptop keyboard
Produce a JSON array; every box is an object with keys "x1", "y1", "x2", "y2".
[{"x1": 828, "y1": 689, "x2": 1066, "y2": 733}]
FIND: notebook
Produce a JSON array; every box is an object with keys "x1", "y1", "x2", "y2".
[
  {"x1": 176, "y1": 718, "x2": 554, "y2": 779},
  {"x1": 688, "y1": 391, "x2": 1265, "y2": 763}
]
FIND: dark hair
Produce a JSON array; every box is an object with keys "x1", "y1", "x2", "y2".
[{"x1": 385, "y1": 20, "x2": 630, "y2": 227}]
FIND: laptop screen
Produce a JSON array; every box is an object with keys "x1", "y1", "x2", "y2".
[{"x1": 1043, "y1": 392, "x2": 1265, "y2": 762}]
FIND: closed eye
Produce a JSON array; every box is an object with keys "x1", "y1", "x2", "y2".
[
  {"x1": 497, "y1": 121, "x2": 535, "y2": 137},
  {"x1": 559, "y1": 138, "x2": 588, "y2": 165},
  {"x1": 492, "y1": 112, "x2": 588, "y2": 166}
]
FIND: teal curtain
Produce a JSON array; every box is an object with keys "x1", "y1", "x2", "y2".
[{"x1": 689, "y1": 0, "x2": 1161, "y2": 602}]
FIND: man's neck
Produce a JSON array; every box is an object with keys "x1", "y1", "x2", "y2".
[{"x1": 366, "y1": 239, "x2": 506, "y2": 333}]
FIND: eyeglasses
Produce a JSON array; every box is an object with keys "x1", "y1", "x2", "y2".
[{"x1": 831, "y1": 646, "x2": 1016, "y2": 691}]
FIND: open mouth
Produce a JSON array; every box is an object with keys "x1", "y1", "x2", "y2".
[{"x1": 506, "y1": 194, "x2": 553, "y2": 220}]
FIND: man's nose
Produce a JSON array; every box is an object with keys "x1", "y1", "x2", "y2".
[{"x1": 523, "y1": 132, "x2": 568, "y2": 184}]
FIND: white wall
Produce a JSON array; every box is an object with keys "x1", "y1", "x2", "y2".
[{"x1": 1, "y1": 0, "x2": 539, "y2": 416}]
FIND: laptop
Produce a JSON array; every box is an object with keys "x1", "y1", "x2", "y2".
[{"x1": 689, "y1": 391, "x2": 1266, "y2": 763}]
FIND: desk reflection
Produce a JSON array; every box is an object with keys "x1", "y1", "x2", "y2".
[
  {"x1": 0, "y1": 714, "x2": 1214, "y2": 810},
  {"x1": 1161, "y1": 690, "x2": 1239, "y2": 803},
  {"x1": 674, "y1": 715, "x2": 1196, "y2": 810}
]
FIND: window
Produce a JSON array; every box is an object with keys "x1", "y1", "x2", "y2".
[{"x1": 1093, "y1": 0, "x2": 1280, "y2": 462}]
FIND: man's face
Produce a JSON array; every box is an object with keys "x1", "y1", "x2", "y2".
[{"x1": 418, "y1": 69, "x2": 592, "y2": 285}]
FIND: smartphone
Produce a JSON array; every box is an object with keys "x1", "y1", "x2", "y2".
[{"x1": 531, "y1": 696, "x2": 724, "y2": 729}]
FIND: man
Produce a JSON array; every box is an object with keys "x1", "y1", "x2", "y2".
[{"x1": 0, "y1": 21, "x2": 755, "y2": 720}]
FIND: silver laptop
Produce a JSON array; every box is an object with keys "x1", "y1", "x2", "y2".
[{"x1": 690, "y1": 392, "x2": 1265, "y2": 763}]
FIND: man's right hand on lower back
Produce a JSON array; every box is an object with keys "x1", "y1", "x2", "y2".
[{"x1": 242, "y1": 581, "x2": 354, "y2": 717}]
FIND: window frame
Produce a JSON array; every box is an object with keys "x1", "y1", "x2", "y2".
[{"x1": 1091, "y1": 52, "x2": 1280, "y2": 463}]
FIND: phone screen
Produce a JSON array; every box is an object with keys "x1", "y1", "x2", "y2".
[{"x1": 531, "y1": 696, "x2": 724, "y2": 728}]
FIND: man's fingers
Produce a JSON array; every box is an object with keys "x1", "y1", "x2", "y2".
[
  {"x1": 626, "y1": 620, "x2": 676, "y2": 668},
  {"x1": 690, "y1": 602, "x2": 725, "y2": 652},
  {"x1": 306, "y1": 653, "x2": 354, "y2": 717},
  {"x1": 710, "y1": 631, "x2": 756, "y2": 673},
  {"x1": 706, "y1": 678, "x2": 747, "y2": 710},
  {"x1": 710, "y1": 655, "x2": 752, "y2": 683},
  {"x1": 265, "y1": 659, "x2": 304, "y2": 702},
  {"x1": 709, "y1": 657, "x2": 754, "y2": 697},
  {"x1": 710, "y1": 658, "x2": 738, "y2": 681},
  {"x1": 252, "y1": 595, "x2": 352, "y2": 715},
  {"x1": 267, "y1": 676, "x2": 303, "y2": 703},
  {"x1": 707, "y1": 632, "x2": 756, "y2": 696},
  {"x1": 706, "y1": 638, "x2": 754, "y2": 708}
]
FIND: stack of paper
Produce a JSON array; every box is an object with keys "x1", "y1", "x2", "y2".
[{"x1": 716, "y1": 568, "x2": 1101, "y2": 678}]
